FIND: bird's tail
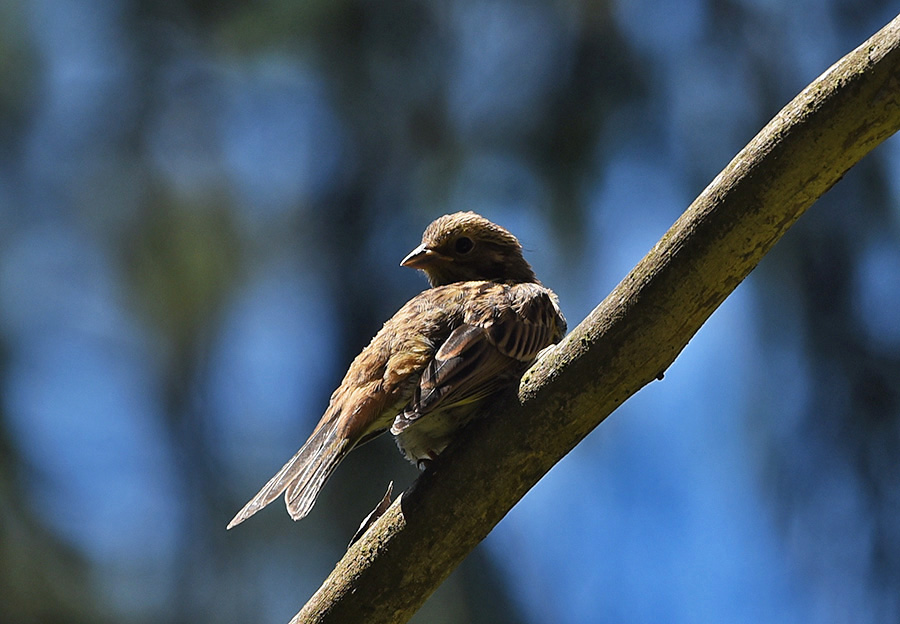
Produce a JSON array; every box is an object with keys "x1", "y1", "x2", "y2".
[{"x1": 227, "y1": 420, "x2": 349, "y2": 529}]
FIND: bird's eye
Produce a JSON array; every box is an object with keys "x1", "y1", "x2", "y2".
[{"x1": 454, "y1": 236, "x2": 475, "y2": 254}]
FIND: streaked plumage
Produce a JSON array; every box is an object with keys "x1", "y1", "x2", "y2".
[{"x1": 227, "y1": 212, "x2": 565, "y2": 529}]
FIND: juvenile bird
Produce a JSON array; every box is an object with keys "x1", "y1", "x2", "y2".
[{"x1": 227, "y1": 212, "x2": 566, "y2": 529}]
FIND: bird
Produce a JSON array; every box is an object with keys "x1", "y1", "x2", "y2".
[{"x1": 227, "y1": 211, "x2": 566, "y2": 529}]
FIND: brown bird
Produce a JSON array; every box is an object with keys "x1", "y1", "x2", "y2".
[{"x1": 227, "y1": 211, "x2": 566, "y2": 529}]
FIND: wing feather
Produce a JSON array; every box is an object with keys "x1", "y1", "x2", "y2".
[{"x1": 392, "y1": 284, "x2": 565, "y2": 435}]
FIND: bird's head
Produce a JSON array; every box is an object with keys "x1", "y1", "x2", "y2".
[{"x1": 401, "y1": 212, "x2": 538, "y2": 287}]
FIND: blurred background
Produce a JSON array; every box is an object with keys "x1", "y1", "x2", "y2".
[{"x1": 1, "y1": 0, "x2": 899, "y2": 622}]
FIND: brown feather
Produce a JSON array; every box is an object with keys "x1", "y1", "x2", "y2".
[{"x1": 227, "y1": 212, "x2": 566, "y2": 529}]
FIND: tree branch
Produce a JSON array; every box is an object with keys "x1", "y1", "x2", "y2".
[{"x1": 293, "y1": 15, "x2": 900, "y2": 624}]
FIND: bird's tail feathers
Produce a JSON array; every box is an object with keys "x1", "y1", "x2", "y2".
[{"x1": 227, "y1": 420, "x2": 349, "y2": 529}]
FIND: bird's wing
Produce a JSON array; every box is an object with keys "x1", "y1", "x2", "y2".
[
  {"x1": 483, "y1": 287, "x2": 565, "y2": 362},
  {"x1": 391, "y1": 285, "x2": 564, "y2": 434},
  {"x1": 391, "y1": 323, "x2": 516, "y2": 434}
]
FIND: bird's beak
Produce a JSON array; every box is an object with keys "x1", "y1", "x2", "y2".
[{"x1": 400, "y1": 243, "x2": 450, "y2": 269}]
